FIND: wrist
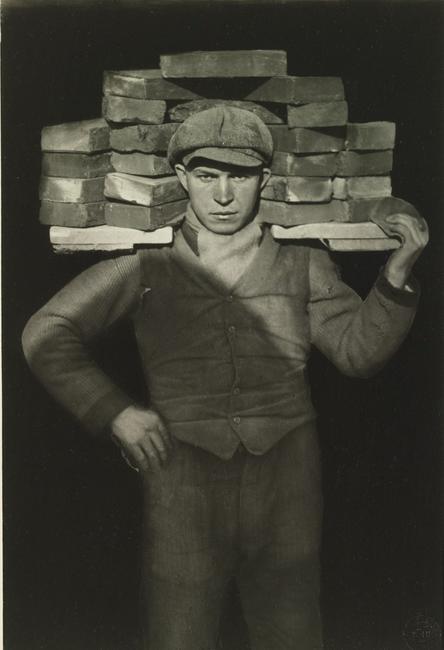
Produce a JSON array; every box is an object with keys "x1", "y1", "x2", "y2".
[{"x1": 383, "y1": 265, "x2": 410, "y2": 290}]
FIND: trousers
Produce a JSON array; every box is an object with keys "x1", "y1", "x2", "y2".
[{"x1": 139, "y1": 423, "x2": 324, "y2": 650}]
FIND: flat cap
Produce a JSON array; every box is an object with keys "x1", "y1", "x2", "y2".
[{"x1": 167, "y1": 105, "x2": 274, "y2": 168}]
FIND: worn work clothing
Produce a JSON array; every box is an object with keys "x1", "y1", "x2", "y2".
[
  {"x1": 141, "y1": 423, "x2": 323, "y2": 650},
  {"x1": 22, "y1": 216, "x2": 419, "y2": 649},
  {"x1": 23, "y1": 222, "x2": 419, "y2": 458}
]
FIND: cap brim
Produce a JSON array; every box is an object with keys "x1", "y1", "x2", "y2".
[{"x1": 182, "y1": 147, "x2": 264, "y2": 168}]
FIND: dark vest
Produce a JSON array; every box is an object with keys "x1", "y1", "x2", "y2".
[{"x1": 132, "y1": 227, "x2": 316, "y2": 459}]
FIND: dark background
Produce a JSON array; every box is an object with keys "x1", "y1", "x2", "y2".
[{"x1": 2, "y1": 1, "x2": 443, "y2": 648}]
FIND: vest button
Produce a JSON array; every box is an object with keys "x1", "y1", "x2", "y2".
[
  {"x1": 226, "y1": 295, "x2": 234, "y2": 302},
  {"x1": 228, "y1": 325, "x2": 236, "y2": 334},
  {"x1": 233, "y1": 387, "x2": 240, "y2": 395},
  {"x1": 233, "y1": 416, "x2": 241, "y2": 425}
]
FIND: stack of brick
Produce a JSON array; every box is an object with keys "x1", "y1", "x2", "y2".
[
  {"x1": 39, "y1": 118, "x2": 175, "y2": 251},
  {"x1": 39, "y1": 49, "x2": 420, "y2": 252},
  {"x1": 39, "y1": 119, "x2": 111, "y2": 228}
]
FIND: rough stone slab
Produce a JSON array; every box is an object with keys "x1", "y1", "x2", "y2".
[
  {"x1": 168, "y1": 99, "x2": 285, "y2": 124},
  {"x1": 102, "y1": 95, "x2": 167, "y2": 124},
  {"x1": 110, "y1": 123, "x2": 178, "y2": 153},
  {"x1": 258, "y1": 199, "x2": 348, "y2": 226},
  {"x1": 270, "y1": 152, "x2": 338, "y2": 177},
  {"x1": 40, "y1": 201, "x2": 106, "y2": 227},
  {"x1": 50, "y1": 225, "x2": 174, "y2": 252},
  {"x1": 39, "y1": 176, "x2": 105, "y2": 203},
  {"x1": 160, "y1": 50, "x2": 287, "y2": 78},
  {"x1": 333, "y1": 176, "x2": 392, "y2": 200},
  {"x1": 105, "y1": 200, "x2": 186, "y2": 230},
  {"x1": 347, "y1": 196, "x2": 421, "y2": 223},
  {"x1": 270, "y1": 126, "x2": 345, "y2": 153},
  {"x1": 336, "y1": 151, "x2": 393, "y2": 176},
  {"x1": 104, "y1": 173, "x2": 186, "y2": 206},
  {"x1": 287, "y1": 101, "x2": 348, "y2": 128},
  {"x1": 111, "y1": 152, "x2": 173, "y2": 176},
  {"x1": 345, "y1": 122, "x2": 396, "y2": 150},
  {"x1": 261, "y1": 176, "x2": 332, "y2": 203},
  {"x1": 42, "y1": 152, "x2": 113, "y2": 178},
  {"x1": 41, "y1": 119, "x2": 110, "y2": 153}
]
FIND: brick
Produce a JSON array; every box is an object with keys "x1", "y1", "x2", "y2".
[
  {"x1": 111, "y1": 152, "x2": 173, "y2": 176},
  {"x1": 103, "y1": 71, "x2": 149, "y2": 99},
  {"x1": 110, "y1": 123, "x2": 178, "y2": 153},
  {"x1": 287, "y1": 101, "x2": 348, "y2": 128},
  {"x1": 270, "y1": 126, "x2": 345, "y2": 153},
  {"x1": 160, "y1": 50, "x2": 287, "y2": 78},
  {"x1": 258, "y1": 199, "x2": 348, "y2": 226},
  {"x1": 41, "y1": 119, "x2": 110, "y2": 153},
  {"x1": 333, "y1": 176, "x2": 392, "y2": 200},
  {"x1": 41, "y1": 152, "x2": 112, "y2": 179},
  {"x1": 105, "y1": 200, "x2": 187, "y2": 230},
  {"x1": 249, "y1": 76, "x2": 344, "y2": 103},
  {"x1": 336, "y1": 151, "x2": 393, "y2": 176},
  {"x1": 169, "y1": 99, "x2": 285, "y2": 124},
  {"x1": 347, "y1": 196, "x2": 421, "y2": 223},
  {"x1": 104, "y1": 173, "x2": 186, "y2": 206},
  {"x1": 271, "y1": 221, "x2": 389, "y2": 239},
  {"x1": 261, "y1": 176, "x2": 332, "y2": 203},
  {"x1": 345, "y1": 122, "x2": 396, "y2": 150},
  {"x1": 104, "y1": 69, "x2": 204, "y2": 100},
  {"x1": 39, "y1": 201, "x2": 106, "y2": 227},
  {"x1": 326, "y1": 238, "x2": 399, "y2": 251},
  {"x1": 270, "y1": 152, "x2": 338, "y2": 177},
  {"x1": 39, "y1": 177, "x2": 105, "y2": 203},
  {"x1": 50, "y1": 225, "x2": 173, "y2": 253},
  {"x1": 102, "y1": 95, "x2": 167, "y2": 124},
  {"x1": 104, "y1": 70, "x2": 344, "y2": 104}
]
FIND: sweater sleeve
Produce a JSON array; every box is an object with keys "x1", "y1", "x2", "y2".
[
  {"x1": 22, "y1": 254, "x2": 142, "y2": 435},
  {"x1": 307, "y1": 246, "x2": 420, "y2": 378}
]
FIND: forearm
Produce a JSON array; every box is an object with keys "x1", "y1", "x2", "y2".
[
  {"x1": 22, "y1": 255, "x2": 141, "y2": 434},
  {"x1": 335, "y1": 271, "x2": 419, "y2": 377},
  {"x1": 309, "y1": 247, "x2": 420, "y2": 378}
]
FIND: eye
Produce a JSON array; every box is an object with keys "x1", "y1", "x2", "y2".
[
  {"x1": 196, "y1": 173, "x2": 215, "y2": 182},
  {"x1": 231, "y1": 175, "x2": 247, "y2": 182}
]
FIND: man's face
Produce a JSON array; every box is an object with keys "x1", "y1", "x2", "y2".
[{"x1": 175, "y1": 158, "x2": 271, "y2": 235}]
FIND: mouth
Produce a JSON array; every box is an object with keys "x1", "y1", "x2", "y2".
[{"x1": 211, "y1": 212, "x2": 238, "y2": 219}]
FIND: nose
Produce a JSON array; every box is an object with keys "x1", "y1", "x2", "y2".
[{"x1": 213, "y1": 176, "x2": 234, "y2": 205}]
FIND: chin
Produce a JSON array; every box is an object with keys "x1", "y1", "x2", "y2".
[{"x1": 208, "y1": 221, "x2": 244, "y2": 235}]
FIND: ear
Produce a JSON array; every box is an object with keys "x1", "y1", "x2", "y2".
[
  {"x1": 260, "y1": 167, "x2": 272, "y2": 190},
  {"x1": 174, "y1": 164, "x2": 189, "y2": 192}
]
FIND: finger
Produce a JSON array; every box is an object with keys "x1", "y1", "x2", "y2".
[
  {"x1": 150, "y1": 429, "x2": 170, "y2": 464},
  {"x1": 157, "y1": 418, "x2": 173, "y2": 449},
  {"x1": 383, "y1": 221, "x2": 422, "y2": 247},
  {"x1": 140, "y1": 437, "x2": 163, "y2": 471},
  {"x1": 120, "y1": 449, "x2": 139, "y2": 473},
  {"x1": 386, "y1": 214, "x2": 427, "y2": 240},
  {"x1": 125, "y1": 446, "x2": 150, "y2": 473}
]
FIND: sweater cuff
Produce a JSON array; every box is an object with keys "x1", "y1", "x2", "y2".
[
  {"x1": 81, "y1": 388, "x2": 135, "y2": 437},
  {"x1": 375, "y1": 269, "x2": 420, "y2": 307}
]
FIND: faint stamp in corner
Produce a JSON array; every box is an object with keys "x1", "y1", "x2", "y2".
[{"x1": 403, "y1": 613, "x2": 441, "y2": 649}]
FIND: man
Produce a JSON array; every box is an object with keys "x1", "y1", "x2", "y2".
[{"x1": 22, "y1": 106, "x2": 428, "y2": 649}]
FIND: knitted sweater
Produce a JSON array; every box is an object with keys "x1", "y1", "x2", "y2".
[{"x1": 22, "y1": 223, "x2": 420, "y2": 458}]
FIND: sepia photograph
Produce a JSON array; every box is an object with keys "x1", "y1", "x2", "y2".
[{"x1": 2, "y1": 1, "x2": 442, "y2": 649}]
